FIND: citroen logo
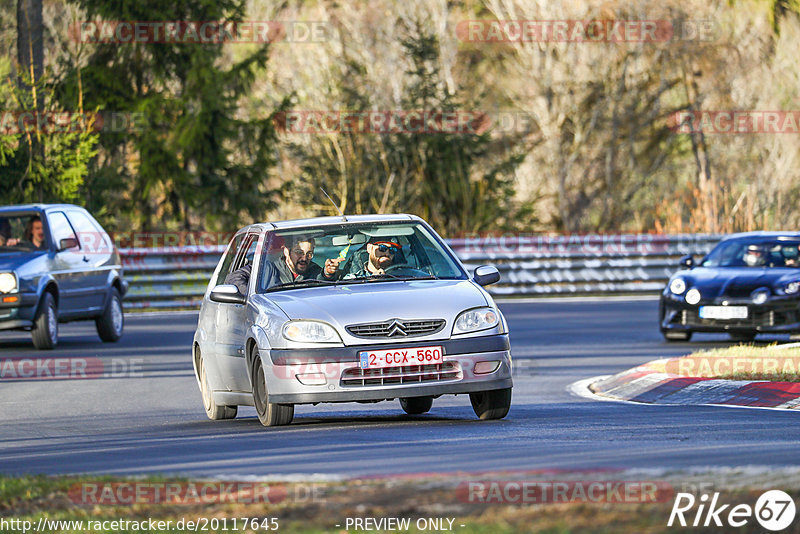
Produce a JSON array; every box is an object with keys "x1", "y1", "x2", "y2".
[{"x1": 386, "y1": 319, "x2": 408, "y2": 337}]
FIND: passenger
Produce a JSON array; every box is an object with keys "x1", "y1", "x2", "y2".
[
  {"x1": 0, "y1": 219, "x2": 10, "y2": 246},
  {"x1": 225, "y1": 236, "x2": 338, "y2": 294}
]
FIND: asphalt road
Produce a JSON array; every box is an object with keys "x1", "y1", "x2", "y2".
[{"x1": 1, "y1": 298, "x2": 799, "y2": 478}]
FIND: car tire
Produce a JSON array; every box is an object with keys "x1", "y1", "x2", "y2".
[
  {"x1": 400, "y1": 396, "x2": 433, "y2": 415},
  {"x1": 252, "y1": 349, "x2": 294, "y2": 427},
  {"x1": 31, "y1": 292, "x2": 58, "y2": 350},
  {"x1": 96, "y1": 287, "x2": 124, "y2": 342},
  {"x1": 663, "y1": 330, "x2": 692, "y2": 342},
  {"x1": 729, "y1": 331, "x2": 756, "y2": 342},
  {"x1": 470, "y1": 388, "x2": 511, "y2": 420},
  {"x1": 198, "y1": 350, "x2": 237, "y2": 420}
]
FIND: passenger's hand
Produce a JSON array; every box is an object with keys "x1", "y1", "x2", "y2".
[{"x1": 324, "y1": 258, "x2": 343, "y2": 276}]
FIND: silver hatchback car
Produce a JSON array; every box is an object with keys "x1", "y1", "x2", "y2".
[{"x1": 192, "y1": 214, "x2": 512, "y2": 426}]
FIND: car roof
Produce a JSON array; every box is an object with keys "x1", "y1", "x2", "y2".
[
  {"x1": 0, "y1": 203, "x2": 85, "y2": 215},
  {"x1": 722, "y1": 231, "x2": 800, "y2": 243},
  {"x1": 239, "y1": 214, "x2": 421, "y2": 233}
]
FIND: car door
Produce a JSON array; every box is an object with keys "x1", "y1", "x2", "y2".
[
  {"x1": 46, "y1": 211, "x2": 85, "y2": 316},
  {"x1": 64, "y1": 209, "x2": 111, "y2": 313},
  {"x1": 214, "y1": 232, "x2": 260, "y2": 392}
]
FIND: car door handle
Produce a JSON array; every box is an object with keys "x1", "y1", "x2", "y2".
[{"x1": 82, "y1": 256, "x2": 90, "y2": 262}]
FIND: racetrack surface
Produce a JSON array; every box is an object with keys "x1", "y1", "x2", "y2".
[{"x1": 1, "y1": 298, "x2": 799, "y2": 478}]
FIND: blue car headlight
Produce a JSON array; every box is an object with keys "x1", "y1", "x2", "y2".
[
  {"x1": 669, "y1": 277, "x2": 686, "y2": 295},
  {"x1": 785, "y1": 281, "x2": 800, "y2": 295}
]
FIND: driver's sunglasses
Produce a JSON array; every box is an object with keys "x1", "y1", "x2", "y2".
[{"x1": 375, "y1": 243, "x2": 399, "y2": 254}]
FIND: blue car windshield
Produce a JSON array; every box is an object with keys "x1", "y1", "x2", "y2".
[
  {"x1": 0, "y1": 214, "x2": 47, "y2": 252},
  {"x1": 256, "y1": 221, "x2": 466, "y2": 292},
  {"x1": 701, "y1": 240, "x2": 800, "y2": 268}
]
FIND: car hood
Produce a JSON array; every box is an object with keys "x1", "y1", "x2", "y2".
[
  {"x1": 682, "y1": 267, "x2": 800, "y2": 298},
  {"x1": 259, "y1": 279, "x2": 488, "y2": 329},
  {"x1": 0, "y1": 251, "x2": 46, "y2": 271}
]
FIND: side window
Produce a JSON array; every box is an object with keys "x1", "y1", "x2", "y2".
[
  {"x1": 234, "y1": 234, "x2": 259, "y2": 271},
  {"x1": 67, "y1": 210, "x2": 108, "y2": 253},
  {"x1": 47, "y1": 212, "x2": 78, "y2": 250},
  {"x1": 214, "y1": 234, "x2": 245, "y2": 286}
]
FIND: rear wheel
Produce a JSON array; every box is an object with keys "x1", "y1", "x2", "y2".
[
  {"x1": 31, "y1": 292, "x2": 57, "y2": 350},
  {"x1": 198, "y1": 349, "x2": 237, "y2": 420},
  {"x1": 470, "y1": 388, "x2": 511, "y2": 420},
  {"x1": 729, "y1": 331, "x2": 757, "y2": 342},
  {"x1": 663, "y1": 330, "x2": 692, "y2": 342},
  {"x1": 400, "y1": 396, "x2": 433, "y2": 415},
  {"x1": 252, "y1": 348, "x2": 294, "y2": 426},
  {"x1": 96, "y1": 287, "x2": 124, "y2": 342}
]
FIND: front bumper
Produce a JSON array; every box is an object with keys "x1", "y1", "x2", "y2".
[
  {"x1": 0, "y1": 292, "x2": 39, "y2": 330},
  {"x1": 262, "y1": 334, "x2": 513, "y2": 404},
  {"x1": 661, "y1": 294, "x2": 800, "y2": 333}
]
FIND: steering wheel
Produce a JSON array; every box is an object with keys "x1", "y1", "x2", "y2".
[{"x1": 383, "y1": 264, "x2": 431, "y2": 277}]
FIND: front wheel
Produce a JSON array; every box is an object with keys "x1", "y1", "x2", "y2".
[
  {"x1": 400, "y1": 396, "x2": 433, "y2": 415},
  {"x1": 729, "y1": 331, "x2": 756, "y2": 343},
  {"x1": 96, "y1": 287, "x2": 124, "y2": 342},
  {"x1": 252, "y1": 349, "x2": 294, "y2": 426},
  {"x1": 198, "y1": 350, "x2": 237, "y2": 420},
  {"x1": 32, "y1": 292, "x2": 58, "y2": 350},
  {"x1": 470, "y1": 388, "x2": 511, "y2": 420}
]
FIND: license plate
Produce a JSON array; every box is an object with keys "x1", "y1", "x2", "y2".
[
  {"x1": 699, "y1": 306, "x2": 748, "y2": 320},
  {"x1": 359, "y1": 346, "x2": 444, "y2": 369}
]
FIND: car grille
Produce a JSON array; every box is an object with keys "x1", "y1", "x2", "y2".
[
  {"x1": 678, "y1": 305, "x2": 800, "y2": 328},
  {"x1": 346, "y1": 318, "x2": 446, "y2": 338},
  {"x1": 340, "y1": 362, "x2": 462, "y2": 387}
]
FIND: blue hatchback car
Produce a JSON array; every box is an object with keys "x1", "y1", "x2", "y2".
[{"x1": 0, "y1": 204, "x2": 127, "y2": 349}]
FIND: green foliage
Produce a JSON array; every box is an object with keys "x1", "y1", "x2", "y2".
[
  {"x1": 290, "y1": 22, "x2": 528, "y2": 236},
  {"x1": 66, "y1": 0, "x2": 284, "y2": 231}
]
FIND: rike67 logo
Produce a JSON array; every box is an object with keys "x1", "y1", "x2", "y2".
[{"x1": 669, "y1": 490, "x2": 796, "y2": 531}]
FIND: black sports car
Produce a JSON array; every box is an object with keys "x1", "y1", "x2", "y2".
[{"x1": 660, "y1": 232, "x2": 800, "y2": 342}]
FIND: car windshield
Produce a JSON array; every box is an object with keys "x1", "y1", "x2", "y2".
[
  {"x1": 256, "y1": 221, "x2": 466, "y2": 292},
  {"x1": 0, "y1": 214, "x2": 47, "y2": 253},
  {"x1": 701, "y1": 239, "x2": 800, "y2": 268}
]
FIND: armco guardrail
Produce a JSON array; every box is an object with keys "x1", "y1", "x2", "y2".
[{"x1": 120, "y1": 234, "x2": 722, "y2": 310}]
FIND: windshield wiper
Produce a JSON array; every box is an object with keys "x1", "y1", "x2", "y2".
[
  {"x1": 265, "y1": 278, "x2": 338, "y2": 292},
  {"x1": 364, "y1": 274, "x2": 438, "y2": 282}
]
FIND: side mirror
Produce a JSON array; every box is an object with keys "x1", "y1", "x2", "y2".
[
  {"x1": 210, "y1": 284, "x2": 246, "y2": 305},
  {"x1": 679, "y1": 254, "x2": 695, "y2": 269},
  {"x1": 473, "y1": 265, "x2": 500, "y2": 286},
  {"x1": 58, "y1": 237, "x2": 78, "y2": 251}
]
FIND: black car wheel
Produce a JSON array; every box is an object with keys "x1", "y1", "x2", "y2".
[
  {"x1": 400, "y1": 396, "x2": 433, "y2": 415},
  {"x1": 252, "y1": 347, "x2": 294, "y2": 427},
  {"x1": 96, "y1": 287, "x2": 124, "y2": 342},
  {"x1": 729, "y1": 331, "x2": 756, "y2": 342},
  {"x1": 197, "y1": 349, "x2": 237, "y2": 420},
  {"x1": 470, "y1": 388, "x2": 511, "y2": 420},
  {"x1": 31, "y1": 292, "x2": 58, "y2": 350}
]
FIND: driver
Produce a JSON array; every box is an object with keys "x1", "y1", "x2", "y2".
[
  {"x1": 340, "y1": 237, "x2": 401, "y2": 278},
  {"x1": 742, "y1": 244, "x2": 766, "y2": 267}
]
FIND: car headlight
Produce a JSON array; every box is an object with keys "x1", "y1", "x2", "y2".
[
  {"x1": 751, "y1": 287, "x2": 770, "y2": 305},
  {"x1": 0, "y1": 273, "x2": 16, "y2": 294},
  {"x1": 685, "y1": 288, "x2": 701, "y2": 305},
  {"x1": 785, "y1": 281, "x2": 800, "y2": 295},
  {"x1": 669, "y1": 277, "x2": 686, "y2": 295},
  {"x1": 282, "y1": 320, "x2": 341, "y2": 343},
  {"x1": 453, "y1": 307, "x2": 499, "y2": 334}
]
